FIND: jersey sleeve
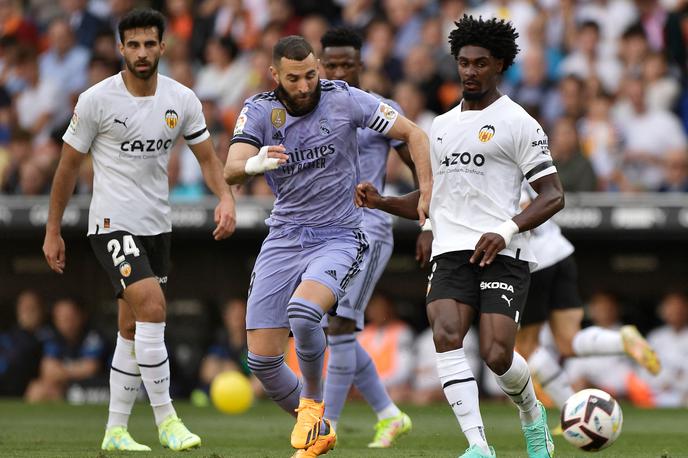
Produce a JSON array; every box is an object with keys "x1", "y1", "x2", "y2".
[
  {"x1": 62, "y1": 92, "x2": 99, "y2": 154},
  {"x1": 514, "y1": 115, "x2": 557, "y2": 183},
  {"x1": 182, "y1": 92, "x2": 210, "y2": 145},
  {"x1": 230, "y1": 98, "x2": 266, "y2": 149},
  {"x1": 386, "y1": 99, "x2": 406, "y2": 149},
  {"x1": 349, "y1": 86, "x2": 399, "y2": 136}
]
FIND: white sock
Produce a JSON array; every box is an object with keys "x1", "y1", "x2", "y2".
[
  {"x1": 135, "y1": 321, "x2": 176, "y2": 425},
  {"x1": 528, "y1": 347, "x2": 574, "y2": 409},
  {"x1": 107, "y1": 333, "x2": 141, "y2": 429},
  {"x1": 572, "y1": 326, "x2": 623, "y2": 356},
  {"x1": 376, "y1": 403, "x2": 402, "y2": 421},
  {"x1": 493, "y1": 352, "x2": 541, "y2": 425},
  {"x1": 437, "y1": 348, "x2": 489, "y2": 453}
]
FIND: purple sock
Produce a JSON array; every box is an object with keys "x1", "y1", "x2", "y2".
[
  {"x1": 247, "y1": 352, "x2": 301, "y2": 417},
  {"x1": 287, "y1": 298, "x2": 326, "y2": 401},
  {"x1": 323, "y1": 333, "x2": 357, "y2": 421},
  {"x1": 353, "y1": 340, "x2": 393, "y2": 413}
]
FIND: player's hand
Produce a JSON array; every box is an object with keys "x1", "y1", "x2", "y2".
[
  {"x1": 244, "y1": 145, "x2": 289, "y2": 175},
  {"x1": 415, "y1": 230, "x2": 433, "y2": 268},
  {"x1": 43, "y1": 232, "x2": 66, "y2": 274},
  {"x1": 470, "y1": 233, "x2": 506, "y2": 267},
  {"x1": 417, "y1": 186, "x2": 431, "y2": 226},
  {"x1": 213, "y1": 194, "x2": 236, "y2": 240},
  {"x1": 355, "y1": 182, "x2": 382, "y2": 208}
]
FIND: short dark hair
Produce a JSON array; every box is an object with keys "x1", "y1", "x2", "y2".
[
  {"x1": 448, "y1": 15, "x2": 520, "y2": 73},
  {"x1": 320, "y1": 27, "x2": 363, "y2": 51},
  {"x1": 118, "y1": 8, "x2": 166, "y2": 43},
  {"x1": 273, "y1": 35, "x2": 314, "y2": 64}
]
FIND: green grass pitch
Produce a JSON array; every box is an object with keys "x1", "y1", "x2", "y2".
[{"x1": 0, "y1": 399, "x2": 685, "y2": 457}]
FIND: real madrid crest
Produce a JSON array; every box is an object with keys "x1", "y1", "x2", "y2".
[
  {"x1": 271, "y1": 108, "x2": 286, "y2": 129},
  {"x1": 165, "y1": 109, "x2": 179, "y2": 129},
  {"x1": 319, "y1": 119, "x2": 331, "y2": 136}
]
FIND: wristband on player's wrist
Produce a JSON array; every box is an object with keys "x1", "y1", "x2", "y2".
[
  {"x1": 493, "y1": 219, "x2": 519, "y2": 246},
  {"x1": 421, "y1": 219, "x2": 432, "y2": 232}
]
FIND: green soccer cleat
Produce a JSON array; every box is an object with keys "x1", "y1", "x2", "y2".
[
  {"x1": 368, "y1": 412, "x2": 412, "y2": 448},
  {"x1": 158, "y1": 415, "x2": 202, "y2": 451},
  {"x1": 101, "y1": 426, "x2": 151, "y2": 451},
  {"x1": 459, "y1": 444, "x2": 496, "y2": 457},
  {"x1": 522, "y1": 402, "x2": 555, "y2": 458}
]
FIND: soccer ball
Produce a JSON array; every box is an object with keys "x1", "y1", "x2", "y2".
[
  {"x1": 210, "y1": 371, "x2": 254, "y2": 414},
  {"x1": 560, "y1": 389, "x2": 623, "y2": 451}
]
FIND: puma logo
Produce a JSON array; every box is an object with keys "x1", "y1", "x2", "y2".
[
  {"x1": 114, "y1": 117, "x2": 128, "y2": 128},
  {"x1": 501, "y1": 294, "x2": 513, "y2": 307},
  {"x1": 437, "y1": 136, "x2": 443, "y2": 143}
]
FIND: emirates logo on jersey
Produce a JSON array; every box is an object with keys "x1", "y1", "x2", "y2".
[
  {"x1": 478, "y1": 125, "x2": 495, "y2": 142},
  {"x1": 165, "y1": 109, "x2": 179, "y2": 129}
]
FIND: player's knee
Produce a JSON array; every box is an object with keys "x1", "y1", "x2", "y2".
[
  {"x1": 431, "y1": 321, "x2": 464, "y2": 352},
  {"x1": 119, "y1": 321, "x2": 136, "y2": 340},
  {"x1": 327, "y1": 316, "x2": 356, "y2": 335},
  {"x1": 481, "y1": 342, "x2": 513, "y2": 375}
]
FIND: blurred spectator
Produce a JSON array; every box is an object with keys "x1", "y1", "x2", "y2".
[
  {"x1": 25, "y1": 298, "x2": 105, "y2": 402},
  {"x1": 86, "y1": 54, "x2": 119, "y2": 87},
  {"x1": 578, "y1": 93, "x2": 622, "y2": 190},
  {"x1": 60, "y1": 0, "x2": 109, "y2": 49},
  {"x1": 357, "y1": 293, "x2": 413, "y2": 402},
  {"x1": 0, "y1": 0, "x2": 39, "y2": 49},
  {"x1": 340, "y1": 0, "x2": 377, "y2": 31},
  {"x1": 657, "y1": 148, "x2": 688, "y2": 192},
  {"x1": 91, "y1": 28, "x2": 118, "y2": 63},
  {"x1": 13, "y1": 47, "x2": 60, "y2": 144},
  {"x1": 565, "y1": 292, "x2": 636, "y2": 397},
  {"x1": 403, "y1": 45, "x2": 443, "y2": 113},
  {"x1": 361, "y1": 20, "x2": 403, "y2": 83},
  {"x1": 0, "y1": 290, "x2": 53, "y2": 397},
  {"x1": 542, "y1": 75, "x2": 586, "y2": 128},
  {"x1": 634, "y1": 0, "x2": 667, "y2": 51},
  {"x1": 383, "y1": 0, "x2": 423, "y2": 61},
  {"x1": 618, "y1": 22, "x2": 650, "y2": 77},
  {"x1": 664, "y1": 1, "x2": 688, "y2": 79},
  {"x1": 504, "y1": 46, "x2": 556, "y2": 122},
  {"x1": 1, "y1": 128, "x2": 31, "y2": 193},
  {"x1": 469, "y1": 0, "x2": 536, "y2": 55},
  {"x1": 194, "y1": 36, "x2": 250, "y2": 111},
  {"x1": 646, "y1": 292, "x2": 688, "y2": 407},
  {"x1": 392, "y1": 80, "x2": 436, "y2": 135},
  {"x1": 614, "y1": 76, "x2": 687, "y2": 190},
  {"x1": 17, "y1": 155, "x2": 51, "y2": 195},
  {"x1": 575, "y1": 0, "x2": 638, "y2": 55},
  {"x1": 165, "y1": 0, "x2": 194, "y2": 42},
  {"x1": 642, "y1": 51, "x2": 680, "y2": 112},
  {"x1": 300, "y1": 14, "x2": 328, "y2": 57},
  {"x1": 550, "y1": 116, "x2": 597, "y2": 192},
  {"x1": 558, "y1": 20, "x2": 622, "y2": 94},
  {"x1": 39, "y1": 17, "x2": 90, "y2": 121}
]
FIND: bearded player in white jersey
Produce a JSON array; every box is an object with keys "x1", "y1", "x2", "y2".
[
  {"x1": 357, "y1": 15, "x2": 564, "y2": 458},
  {"x1": 43, "y1": 9, "x2": 236, "y2": 452}
]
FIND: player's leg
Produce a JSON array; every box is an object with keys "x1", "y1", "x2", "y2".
[
  {"x1": 289, "y1": 230, "x2": 368, "y2": 450},
  {"x1": 323, "y1": 315, "x2": 357, "y2": 431},
  {"x1": 480, "y1": 256, "x2": 553, "y2": 458},
  {"x1": 102, "y1": 299, "x2": 151, "y2": 451},
  {"x1": 426, "y1": 252, "x2": 492, "y2": 457}
]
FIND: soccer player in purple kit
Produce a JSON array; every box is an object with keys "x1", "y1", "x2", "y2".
[
  {"x1": 223, "y1": 35, "x2": 432, "y2": 457},
  {"x1": 319, "y1": 27, "x2": 413, "y2": 448}
]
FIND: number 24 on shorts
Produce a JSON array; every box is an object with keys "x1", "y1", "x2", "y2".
[{"x1": 107, "y1": 235, "x2": 141, "y2": 266}]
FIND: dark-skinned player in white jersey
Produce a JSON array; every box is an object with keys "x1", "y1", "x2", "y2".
[
  {"x1": 356, "y1": 15, "x2": 563, "y2": 458},
  {"x1": 43, "y1": 9, "x2": 235, "y2": 452}
]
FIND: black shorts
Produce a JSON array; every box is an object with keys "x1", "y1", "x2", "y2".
[
  {"x1": 520, "y1": 255, "x2": 582, "y2": 327},
  {"x1": 89, "y1": 231, "x2": 171, "y2": 298},
  {"x1": 426, "y1": 250, "x2": 530, "y2": 323}
]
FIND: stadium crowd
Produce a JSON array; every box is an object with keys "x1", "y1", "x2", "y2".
[
  {"x1": 0, "y1": 0, "x2": 687, "y2": 197},
  {"x1": 1, "y1": 288, "x2": 687, "y2": 408}
]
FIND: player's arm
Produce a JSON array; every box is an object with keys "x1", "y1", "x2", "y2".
[
  {"x1": 223, "y1": 142, "x2": 289, "y2": 185},
  {"x1": 188, "y1": 138, "x2": 236, "y2": 240},
  {"x1": 356, "y1": 182, "x2": 420, "y2": 220},
  {"x1": 43, "y1": 143, "x2": 85, "y2": 274},
  {"x1": 385, "y1": 115, "x2": 432, "y2": 224},
  {"x1": 470, "y1": 173, "x2": 564, "y2": 267},
  {"x1": 393, "y1": 143, "x2": 419, "y2": 186}
]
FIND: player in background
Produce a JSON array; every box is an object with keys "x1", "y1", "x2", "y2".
[
  {"x1": 42, "y1": 9, "x2": 236, "y2": 452},
  {"x1": 319, "y1": 27, "x2": 412, "y2": 448},
  {"x1": 224, "y1": 35, "x2": 431, "y2": 457},
  {"x1": 356, "y1": 15, "x2": 564, "y2": 458}
]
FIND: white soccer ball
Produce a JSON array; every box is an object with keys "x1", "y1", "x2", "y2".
[{"x1": 560, "y1": 389, "x2": 623, "y2": 452}]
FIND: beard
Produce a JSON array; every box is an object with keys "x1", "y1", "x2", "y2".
[
  {"x1": 462, "y1": 87, "x2": 488, "y2": 101},
  {"x1": 275, "y1": 82, "x2": 321, "y2": 116},
  {"x1": 125, "y1": 56, "x2": 159, "y2": 80}
]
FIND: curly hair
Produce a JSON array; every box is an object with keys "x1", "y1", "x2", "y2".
[
  {"x1": 320, "y1": 27, "x2": 363, "y2": 51},
  {"x1": 448, "y1": 15, "x2": 520, "y2": 73}
]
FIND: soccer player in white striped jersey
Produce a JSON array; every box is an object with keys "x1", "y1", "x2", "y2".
[
  {"x1": 356, "y1": 15, "x2": 564, "y2": 458},
  {"x1": 43, "y1": 9, "x2": 235, "y2": 452}
]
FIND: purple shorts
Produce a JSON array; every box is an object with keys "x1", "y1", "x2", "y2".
[{"x1": 246, "y1": 227, "x2": 368, "y2": 330}]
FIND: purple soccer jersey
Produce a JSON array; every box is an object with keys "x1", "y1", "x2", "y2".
[
  {"x1": 232, "y1": 79, "x2": 398, "y2": 230},
  {"x1": 357, "y1": 95, "x2": 405, "y2": 241}
]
